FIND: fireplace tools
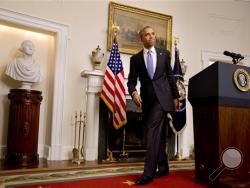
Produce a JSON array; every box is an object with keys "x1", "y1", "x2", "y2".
[
  {"x1": 105, "y1": 127, "x2": 128, "y2": 162},
  {"x1": 106, "y1": 148, "x2": 116, "y2": 162},
  {"x1": 72, "y1": 112, "x2": 79, "y2": 160},
  {"x1": 119, "y1": 127, "x2": 128, "y2": 159},
  {"x1": 72, "y1": 111, "x2": 86, "y2": 164}
]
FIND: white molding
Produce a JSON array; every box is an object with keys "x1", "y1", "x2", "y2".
[
  {"x1": 61, "y1": 145, "x2": 73, "y2": 160},
  {"x1": 38, "y1": 144, "x2": 50, "y2": 159},
  {"x1": 0, "y1": 8, "x2": 69, "y2": 160},
  {"x1": 201, "y1": 49, "x2": 230, "y2": 69},
  {"x1": 181, "y1": 146, "x2": 191, "y2": 159},
  {"x1": 201, "y1": 49, "x2": 250, "y2": 69},
  {"x1": 81, "y1": 70, "x2": 104, "y2": 161}
]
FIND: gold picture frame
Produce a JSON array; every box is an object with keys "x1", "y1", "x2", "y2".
[{"x1": 107, "y1": 2, "x2": 173, "y2": 55}]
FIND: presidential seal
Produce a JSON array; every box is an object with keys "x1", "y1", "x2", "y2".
[
  {"x1": 176, "y1": 79, "x2": 186, "y2": 100},
  {"x1": 233, "y1": 68, "x2": 250, "y2": 92}
]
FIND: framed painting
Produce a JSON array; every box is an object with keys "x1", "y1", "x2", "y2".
[{"x1": 107, "y1": 2, "x2": 173, "y2": 55}]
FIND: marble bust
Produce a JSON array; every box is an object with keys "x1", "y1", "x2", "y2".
[{"x1": 5, "y1": 40, "x2": 41, "y2": 89}]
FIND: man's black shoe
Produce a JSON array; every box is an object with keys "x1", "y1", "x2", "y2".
[
  {"x1": 135, "y1": 175, "x2": 153, "y2": 185},
  {"x1": 155, "y1": 170, "x2": 169, "y2": 178}
]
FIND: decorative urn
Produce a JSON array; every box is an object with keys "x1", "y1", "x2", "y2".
[{"x1": 91, "y1": 45, "x2": 104, "y2": 70}]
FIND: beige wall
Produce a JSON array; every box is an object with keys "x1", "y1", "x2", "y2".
[{"x1": 0, "y1": 0, "x2": 250, "y2": 159}]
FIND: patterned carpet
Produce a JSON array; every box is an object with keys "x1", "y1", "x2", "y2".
[
  {"x1": 0, "y1": 161, "x2": 194, "y2": 188},
  {"x1": 14, "y1": 171, "x2": 206, "y2": 188}
]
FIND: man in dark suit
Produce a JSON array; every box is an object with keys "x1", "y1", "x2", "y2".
[{"x1": 127, "y1": 26, "x2": 180, "y2": 185}]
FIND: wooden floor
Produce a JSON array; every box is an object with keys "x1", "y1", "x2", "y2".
[{"x1": 0, "y1": 158, "x2": 194, "y2": 176}]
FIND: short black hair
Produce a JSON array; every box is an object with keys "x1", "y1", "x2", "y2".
[{"x1": 139, "y1": 26, "x2": 153, "y2": 39}]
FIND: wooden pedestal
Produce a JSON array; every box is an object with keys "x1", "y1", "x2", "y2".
[{"x1": 6, "y1": 89, "x2": 42, "y2": 167}]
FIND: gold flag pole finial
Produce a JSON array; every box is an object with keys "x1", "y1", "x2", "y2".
[{"x1": 112, "y1": 24, "x2": 120, "y2": 41}]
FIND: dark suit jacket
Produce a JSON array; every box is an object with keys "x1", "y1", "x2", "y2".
[{"x1": 127, "y1": 48, "x2": 179, "y2": 113}]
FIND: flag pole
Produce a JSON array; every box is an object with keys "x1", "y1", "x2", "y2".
[
  {"x1": 112, "y1": 24, "x2": 119, "y2": 113},
  {"x1": 103, "y1": 24, "x2": 121, "y2": 162},
  {"x1": 173, "y1": 38, "x2": 182, "y2": 161},
  {"x1": 101, "y1": 23, "x2": 127, "y2": 129},
  {"x1": 112, "y1": 24, "x2": 128, "y2": 158}
]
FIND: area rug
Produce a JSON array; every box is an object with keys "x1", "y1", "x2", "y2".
[
  {"x1": 1, "y1": 162, "x2": 199, "y2": 188},
  {"x1": 1, "y1": 166, "x2": 142, "y2": 188},
  {"x1": 4, "y1": 170, "x2": 206, "y2": 188}
]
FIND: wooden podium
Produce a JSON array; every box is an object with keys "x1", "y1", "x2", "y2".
[
  {"x1": 188, "y1": 62, "x2": 250, "y2": 187},
  {"x1": 6, "y1": 89, "x2": 42, "y2": 167}
]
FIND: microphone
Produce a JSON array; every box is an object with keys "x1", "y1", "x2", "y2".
[{"x1": 223, "y1": 51, "x2": 244, "y2": 60}]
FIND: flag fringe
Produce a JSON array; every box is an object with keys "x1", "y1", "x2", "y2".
[
  {"x1": 100, "y1": 94, "x2": 127, "y2": 129},
  {"x1": 167, "y1": 113, "x2": 187, "y2": 135}
]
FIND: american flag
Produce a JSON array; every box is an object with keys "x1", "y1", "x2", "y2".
[{"x1": 100, "y1": 40, "x2": 127, "y2": 129}]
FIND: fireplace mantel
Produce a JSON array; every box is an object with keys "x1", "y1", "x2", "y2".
[{"x1": 81, "y1": 70, "x2": 104, "y2": 161}]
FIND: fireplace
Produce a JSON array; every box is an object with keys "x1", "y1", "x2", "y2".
[
  {"x1": 81, "y1": 69, "x2": 176, "y2": 162},
  {"x1": 98, "y1": 99, "x2": 146, "y2": 162},
  {"x1": 98, "y1": 99, "x2": 176, "y2": 162}
]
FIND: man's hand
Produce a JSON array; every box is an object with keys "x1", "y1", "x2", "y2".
[
  {"x1": 173, "y1": 99, "x2": 180, "y2": 112},
  {"x1": 132, "y1": 91, "x2": 142, "y2": 108}
]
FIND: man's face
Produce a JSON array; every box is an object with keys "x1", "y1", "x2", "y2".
[{"x1": 141, "y1": 27, "x2": 156, "y2": 49}]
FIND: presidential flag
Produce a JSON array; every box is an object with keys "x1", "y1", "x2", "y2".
[
  {"x1": 169, "y1": 47, "x2": 186, "y2": 133},
  {"x1": 100, "y1": 39, "x2": 127, "y2": 129}
]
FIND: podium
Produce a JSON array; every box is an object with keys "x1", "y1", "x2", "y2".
[
  {"x1": 188, "y1": 62, "x2": 250, "y2": 187},
  {"x1": 6, "y1": 89, "x2": 42, "y2": 167}
]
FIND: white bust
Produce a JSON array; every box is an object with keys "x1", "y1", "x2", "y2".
[{"x1": 5, "y1": 40, "x2": 41, "y2": 89}]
